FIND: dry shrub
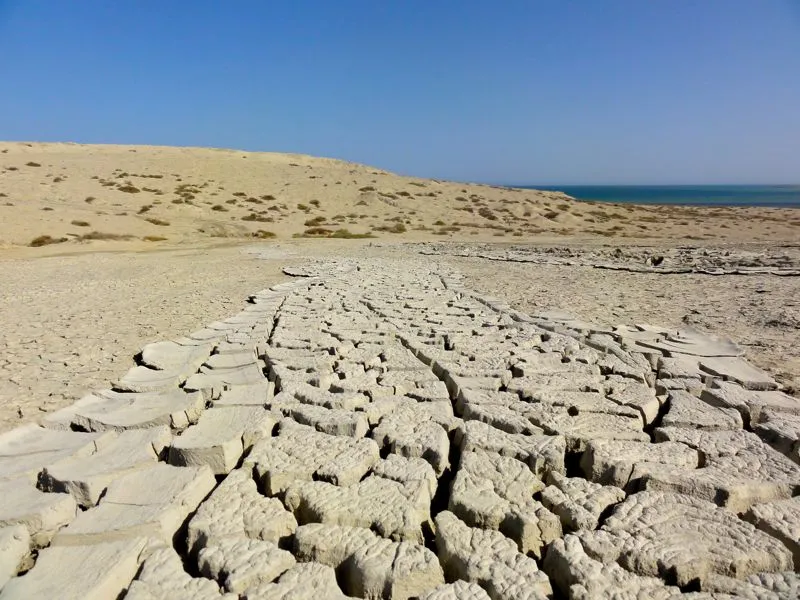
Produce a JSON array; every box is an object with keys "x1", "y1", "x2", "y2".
[
  {"x1": 70, "y1": 220, "x2": 90, "y2": 227},
  {"x1": 142, "y1": 235, "x2": 167, "y2": 242},
  {"x1": 242, "y1": 213, "x2": 273, "y2": 222},
  {"x1": 25, "y1": 161, "x2": 41, "y2": 167},
  {"x1": 305, "y1": 216, "x2": 326, "y2": 226},
  {"x1": 478, "y1": 207, "x2": 498, "y2": 221},
  {"x1": 330, "y1": 229, "x2": 374, "y2": 239},
  {"x1": 117, "y1": 184, "x2": 141, "y2": 193},
  {"x1": 303, "y1": 227, "x2": 333, "y2": 236},
  {"x1": 145, "y1": 217, "x2": 170, "y2": 226},
  {"x1": 252, "y1": 230, "x2": 276, "y2": 239},
  {"x1": 211, "y1": 204, "x2": 228, "y2": 212},
  {"x1": 373, "y1": 222, "x2": 406, "y2": 233},
  {"x1": 78, "y1": 231, "x2": 135, "y2": 241},
  {"x1": 29, "y1": 235, "x2": 67, "y2": 247}
]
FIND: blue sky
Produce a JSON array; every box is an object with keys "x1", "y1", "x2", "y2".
[{"x1": 0, "y1": 1, "x2": 798, "y2": 184}]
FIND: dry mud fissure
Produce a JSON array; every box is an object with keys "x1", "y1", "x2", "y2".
[{"x1": 0, "y1": 257, "x2": 798, "y2": 599}]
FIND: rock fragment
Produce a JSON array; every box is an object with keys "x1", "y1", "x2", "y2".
[
  {"x1": 0, "y1": 527, "x2": 29, "y2": 591},
  {"x1": 434, "y1": 511, "x2": 552, "y2": 600},
  {"x1": 247, "y1": 421, "x2": 379, "y2": 495},
  {"x1": 39, "y1": 426, "x2": 171, "y2": 507},
  {"x1": 186, "y1": 468, "x2": 297, "y2": 554},
  {"x1": 242, "y1": 562, "x2": 355, "y2": 599},
  {"x1": 0, "y1": 424, "x2": 112, "y2": 481},
  {"x1": 198, "y1": 537, "x2": 295, "y2": 593},
  {"x1": 284, "y1": 475, "x2": 430, "y2": 543},
  {"x1": 457, "y1": 421, "x2": 565, "y2": 479},
  {"x1": 580, "y1": 439, "x2": 700, "y2": 490},
  {"x1": 419, "y1": 582, "x2": 492, "y2": 600},
  {"x1": 701, "y1": 382, "x2": 800, "y2": 426},
  {"x1": 543, "y1": 533, "x2": 682, "y2": 600},
  {"x1": 0, "y1": 538, "x2": 149, "y2": 600},
  {"x1": 169, "y1": 407, "x2": 277, "y2": 474},
  {"x1": 744, "y1": 496, "x2": 800, "y2": 569},
  {"x1": 704, "y1": 571, "x2": 800, "y2": 599},
  {"x1": 540, "y1": 472, "x2": 625, "y2": 532},
  {"x1": 125, "y1": 544, "x2": 235, "y2": 600},
  {"x1": 51, "y1": 463, "x2": 215, "y2": 546},
  {"x1": 41, "y1": 389, "x2": 205, "y2": 432},
  {"x1": 0, "y1": 479, "x2": 76, "y2": 545},
  {"x1": 293, "y1": 523, "x2": 444, "y2": 599},
  {"x1": 448, "y1": 450, "x2": 558, "y2": 556},
  {"x1": 596, "y1": 491, "x2": 793, "y2": 586},
  {"x1": 647, "y1": 428, "x2": 800, "y2": 511},
  {"x1": 661, "y1": 390, "x2": 743, "y2": 431}
]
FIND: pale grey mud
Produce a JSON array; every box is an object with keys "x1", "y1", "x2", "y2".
[{"x1": 0, "y1": 256, "x2": 798, "y2": 599}]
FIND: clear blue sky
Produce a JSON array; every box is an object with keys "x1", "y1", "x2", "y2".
[{"x1": 1, "y1": 1, "x2": 798, "y2": 184}]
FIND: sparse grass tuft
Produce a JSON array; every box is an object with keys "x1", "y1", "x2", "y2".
[
  {"x1": 70, "y1": 220, "x2": 90, "y2": 227},
  {"x1": 142, "y1": 235, "x2": 167, "y2": 242},
  {"x1": 25, "y1": 161, "x2": 41, "y2": 167},
  {"x1": 145, "y1": 217, "x2": 170, "y2": 226}
]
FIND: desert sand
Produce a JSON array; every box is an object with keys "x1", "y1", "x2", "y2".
[{"x1": 0, "y1": 143, "x2": 798, "y2": 598}]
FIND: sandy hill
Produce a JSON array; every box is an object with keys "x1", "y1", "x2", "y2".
[{"x1": 1, "y1": 141, "x2": 798, "y2": 252}]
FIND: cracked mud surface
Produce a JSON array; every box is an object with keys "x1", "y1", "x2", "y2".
[{"x1": 0, "y1": 252, "x2": 799, "y2": 599}]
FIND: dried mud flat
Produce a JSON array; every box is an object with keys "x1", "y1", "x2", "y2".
[{"x1": 0, "y1": 246, "x2": 799, "y2": 599}]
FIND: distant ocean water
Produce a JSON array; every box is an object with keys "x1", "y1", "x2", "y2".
[{"x1": 518, "y1": 185, "x2": 800, "y2": 208}]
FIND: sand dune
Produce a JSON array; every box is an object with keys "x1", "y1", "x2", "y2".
[{"x1": 1, "y1": 141, "x2": 798, "y2": 253}]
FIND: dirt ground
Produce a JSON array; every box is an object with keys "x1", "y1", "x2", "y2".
[{"x1": 0, "y1": 239, "x2": 797, "y2": 432}]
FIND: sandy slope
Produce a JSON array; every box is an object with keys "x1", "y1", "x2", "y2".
[{"x1": 1, "y1": 141, "x2": 799, "y2": 253}]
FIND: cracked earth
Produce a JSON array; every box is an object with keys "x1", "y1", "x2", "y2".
[{"x1": 0, "y1": 254, "x2": 798, "y2": 599}]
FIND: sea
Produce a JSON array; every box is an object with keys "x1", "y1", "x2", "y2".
[{"x1": 518, "y1": 185, "x2": 800, "y2": 208}]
